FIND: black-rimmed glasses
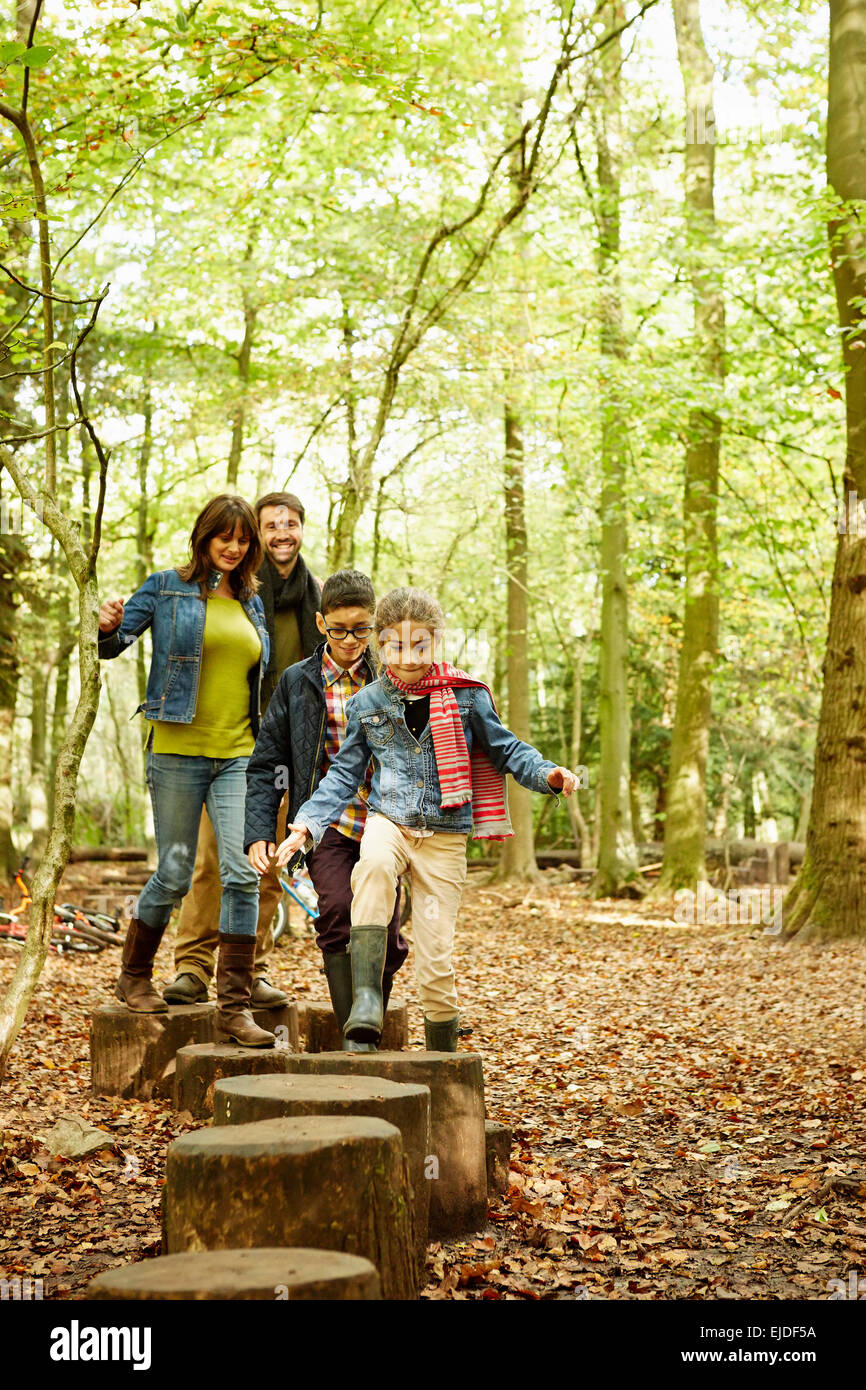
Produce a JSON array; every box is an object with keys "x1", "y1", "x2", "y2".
[{"x1": 324, "y1": 625, "x2": 374, "y2": 640}]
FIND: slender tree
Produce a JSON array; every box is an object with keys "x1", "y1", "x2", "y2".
[
  {"x1": 783, "y1": 0, "x2": 866, "y2": 942},
  {"x1": 591, "y1": 0, "x2": 639, "y2": 895},
  {"x1": 652, "y1": 0, "x2": 725, "y2": 897}
]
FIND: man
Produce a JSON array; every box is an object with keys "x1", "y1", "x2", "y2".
[{"x1": 163, "y1": 491, "x2": 322, "y2": 1006}]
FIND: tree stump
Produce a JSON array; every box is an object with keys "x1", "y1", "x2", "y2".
[
  {"x1": 87, "y1": 1248, "x2": 381, "y2": 1300},
  {"x1": 174, "y1": 1044, "x2": 295, "y2": 1120},
  {"x1": 163, "y1": 1116, "x2": 418, "y2": 1299},
  {"x1": 485, "y1": 1120, "x2": 512, "y2": 1197},
  {"x1": 213, "y1": 1073, "x2": 431, "y2": 1259},
  {"x1": 304, "y1": 998, "x2": 407, "y2": 1053},
  {"x1": 251, "y1": 1003, "x2": 299, "y2": 1052},
  {"x1": 285, "y1": 1051, "x2": 487, "y2": 1238},
  {"x1": 90, "y1": 1004, "x2": 216, "y2": 1100}
]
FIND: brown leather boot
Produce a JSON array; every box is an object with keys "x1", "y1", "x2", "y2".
[
  {"x1": 217, "y1": 935, "x2": 275, "y2": 1048},
  {"x1": 116, "y1": 917, "x2": 168, "y2": 1013}
]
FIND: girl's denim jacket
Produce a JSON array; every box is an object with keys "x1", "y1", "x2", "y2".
[
  {"x1": 295, "y1": 673, "x2": 557, "y2": 844},
  {"x1": 97, "y1": 568, "x2": 270, "y2": 738}
]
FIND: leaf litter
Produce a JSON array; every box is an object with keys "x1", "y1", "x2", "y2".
[{"x1": 1, "y1": 872, "x2": 865, "y2": 1300}]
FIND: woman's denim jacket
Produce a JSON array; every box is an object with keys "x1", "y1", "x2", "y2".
[
  {"x1": 97, "y1": 569, "x2": 270, "y2": 738},
  {"x1": 295, "y1": 673, "x2": 557, "y2": 844}
]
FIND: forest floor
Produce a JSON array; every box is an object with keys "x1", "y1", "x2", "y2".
[{"x1": 1, "y1": 872, "x2": 865, "y2": 1301}]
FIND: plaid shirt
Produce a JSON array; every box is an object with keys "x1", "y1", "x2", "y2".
[{"x1": 321, "y1": 647, "x2": 372, "y2": 841}]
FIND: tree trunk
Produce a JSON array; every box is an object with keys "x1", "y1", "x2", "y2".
[
  {"x1": 328, "y1": 298, "x2": 364, "y2": 570},
  {"x1": 499, "y1": 397, "x2": 540, "y2": 880},
  {"x1": 226, "y1": 298, "x2": 256, "y2": 489},
  {"x1": 0, "y1": 445, "x2": 104, "y2": 1084},
  {"x1": 0, "y1": 522, "x2": 22, "y2": 881},
  {"x1": 653, "y1": 0, "x2": 724, "y2": 898},
  {"x1": 48, "y1": 596, "x2": 75, "y2": 825},
  {"x1": 591, "y1": 1, "x2": 639, "y2": 896},
  {"x1": 784, "y1": 0, "x2": 866, "y2": 942},
  {"x1": 28, "y1": 668, "x2": 49, "y2": 857},
  {"x1": 0, "y1": 549, "x2": 101, "y2": 1082}
]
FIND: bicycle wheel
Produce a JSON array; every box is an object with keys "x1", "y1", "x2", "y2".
[
  {"x1": 59, "y1": 903, "x2": 120, "y2": 934},
  {"x1": 53, "y1": 929, "x2": 101, "y2": 954},
  {"x1": 0, "y1": 914, "x2": 26, "y2": 946},
  {"x1": 272, "y1": 899, "x2": 289, "y2": 945}
]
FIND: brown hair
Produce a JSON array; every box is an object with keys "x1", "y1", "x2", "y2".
[
  {"x1": 255, "y1": 491, "x2": 306, "y2": 525},
  {"x1": 374, "y1": 587, "x2": 445, "y2": 669},
  {"x1": 177, "y1": 494, "x2": 261, "y2": 598}
]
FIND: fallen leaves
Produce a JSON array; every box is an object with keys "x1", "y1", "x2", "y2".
[{"x1": 2, "y1": 875, "x2": 866, "y2": 1301}]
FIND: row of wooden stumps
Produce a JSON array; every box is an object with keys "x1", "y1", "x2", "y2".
[{"x1": 86, "y1": 997, "x2": 511, "y2": 1300}]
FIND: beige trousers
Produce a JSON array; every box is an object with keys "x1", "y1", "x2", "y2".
[
  {"x1": 350, "y1": 813, "x2": 467, "y2": 1022},
  {"x1": 173, "y1": 799, "x2": 286, "y2": 985}
]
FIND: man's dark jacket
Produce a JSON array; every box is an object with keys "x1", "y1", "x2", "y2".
[{"x1": 244, "y1": 643, "x2": 377, "y2": 852}]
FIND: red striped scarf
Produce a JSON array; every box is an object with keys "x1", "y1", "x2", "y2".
[{"x1": 385, "y1": 661, "x2": 512, "y2": 841}]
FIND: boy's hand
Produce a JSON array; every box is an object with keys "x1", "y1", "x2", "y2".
[
  {"x1": 547, "y1": 766, "x2": 580, "y2": 797},
  {"x1": 99, "y1": 597, "x2": 124, "y2": 632},
  {"x1": 248, "y1": 841, "x2": 276, "y2": 874},
  {"x1": 274, "y1": 824, "x2": 311, "y2": 868}
]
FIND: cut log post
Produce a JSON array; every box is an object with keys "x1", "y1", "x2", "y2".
[
  {"x1": 285, "y1": 1051, "x2": 487, "y2": 1239},
  {"x1": 174, "y1": 1043, "x2": 295, "y2": 1120},
  {"x1": 87, "y1": 1247, "x2": 381, "y2": 1300},
  {"x1": 304, "y1": 998, "x2": 407, "y2": 1054},
  {"x1": 90, "y1": 1004, "x2": 217, "y2": 1100},
  {"x1": 163, "y1": 1116, "x2": 418, "y2": 1299},
  {"x1": 485, "y1": 1120, "x2": 512, "y2": 1197},
  {"x1": 213, "y1": 1073, "x2": 431, "y2": 1258}
]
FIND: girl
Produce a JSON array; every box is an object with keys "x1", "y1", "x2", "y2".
[
  {"x1": 98, "y1": 494, "x2": 274, "y2": 1048},
  {"x1": 274, "y1": 587, "x2": 579, "y2": 1051}
]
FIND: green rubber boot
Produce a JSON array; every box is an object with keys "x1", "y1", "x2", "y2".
[
  {"x1": 323, "y1": 950, "x2": 376, "y2": 1052},
  {"x1": 344, "y1": 925, "x2": 387, "y2": 1045},
  {"x1": 424, "y1": 1014, "x2": 460, "y2": 1053}
]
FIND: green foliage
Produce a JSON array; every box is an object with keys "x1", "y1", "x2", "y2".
[{"x1": 0, "y1": 0, "x2": 840, "y2": 852}]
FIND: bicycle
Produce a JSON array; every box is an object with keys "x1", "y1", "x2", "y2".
[
  {"x1": 270, "y1": 859, "x2": 412, "y2": 946},
  {"x1": 0, "y1": 864, "x2": 123, "y2": 955},
  {"x1": 272, "y1": 860, "x2": 319, "y2": 945}
]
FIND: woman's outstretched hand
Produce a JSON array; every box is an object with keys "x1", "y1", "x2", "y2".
[
  {"x1": 274, "y1": 824, "x2": 312, "y2": 868},
  {"x1": 547, "y1": 766, "x2": 580, "y2": 797},
  {"x1": 248, "y1": 840, "x2": 276, "y2": 874},
  {"x1": 98, "y1": 597, "x2": 124, "y2": 632}
]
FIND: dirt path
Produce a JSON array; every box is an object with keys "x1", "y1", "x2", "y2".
[{"x1": 1, "y1": 878, "x2": 864, "y2": 1300}]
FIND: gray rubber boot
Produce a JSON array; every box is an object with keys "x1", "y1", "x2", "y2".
[
  {"x1": 343, "y1": 926, "x2": 387, "y2": 1045},
  {"x1": 323, "y1": 950, "x2": 376, "y2": 1052},
  {"x1": 424, "y1": 1015, "x2": 460, "y2": 1053}
]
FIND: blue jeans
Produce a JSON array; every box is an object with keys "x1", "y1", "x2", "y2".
[{"x1": 137, "y1": 753, "x2": 259, "y2": 937}]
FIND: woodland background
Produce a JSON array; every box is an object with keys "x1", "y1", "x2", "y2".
[{"x1": 0, "y1": 0, "x2": 859, "y2": 924}]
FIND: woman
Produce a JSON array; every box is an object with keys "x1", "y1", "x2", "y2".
[{"x1": 98, "y1": 494, "x2": 274, "y2": 1048}]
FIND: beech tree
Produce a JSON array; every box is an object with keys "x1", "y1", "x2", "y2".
[
  {"x1": 652, "y1": 0, "x2": 725, "y2": 897},
  {"x1": 783, "y1": 0, "x2": 866, "y2": 943}
]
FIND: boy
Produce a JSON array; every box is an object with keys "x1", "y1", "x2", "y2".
[{"x1": 244, "y1": 570, "x2": 406, "y2": 1049}]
